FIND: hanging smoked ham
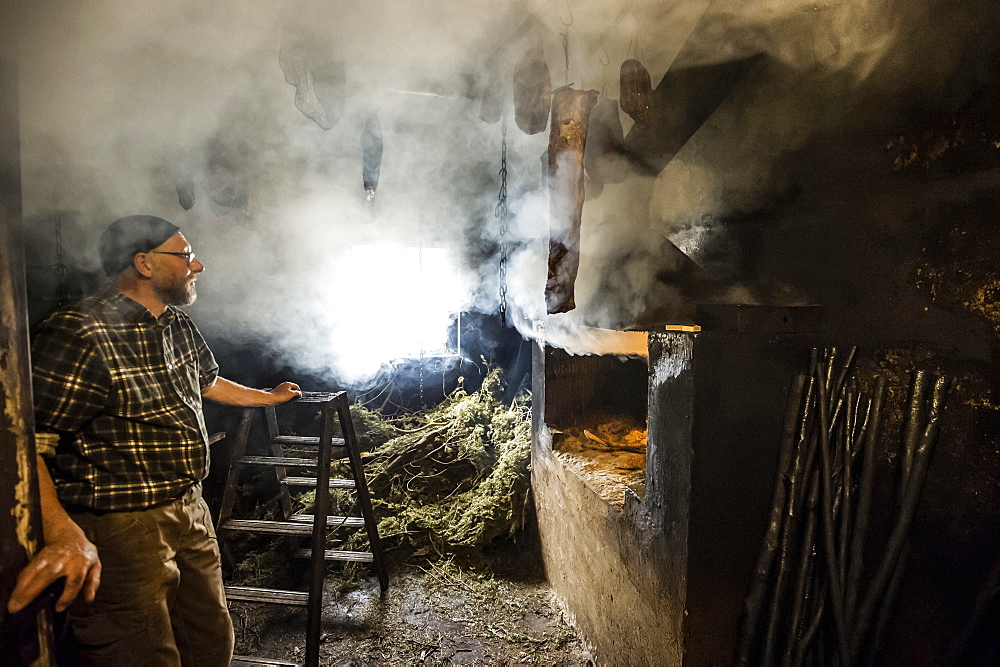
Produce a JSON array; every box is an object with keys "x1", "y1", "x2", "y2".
[
  {"x1": 545, "y1": 86, "x2": 599, "y2": 314},
  {"x1": 513, "y1": 43, "x2": 551, "y2": 135},
  {"x1": 583, "y1": 98, "x2": 631, "y2": 186},
  {"x1": 619, "y1": 59, "x2": 652, "y2": 123}
]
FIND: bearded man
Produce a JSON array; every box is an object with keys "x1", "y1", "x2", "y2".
[{"x1": 7, "y1": 215, "x2": 300, "y2": 665}]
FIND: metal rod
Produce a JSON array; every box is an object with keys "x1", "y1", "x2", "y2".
[
  {"x1": 792, "y1": 377, "x2": 819, "y2": 512},
  {"x1": 827, "y1": 347, "x2": 858, "y2": 432},
  {"x1": 870, "y1": 542, "x2": 909, "y2": 661},
  {"x1": 782, "y1": 468, "x2": 821, "y2": 667},
  {"x1": 837, "y1": 383, "x2": 856, "y2": 589},
  {"x1": 851, "y1": 375, "x2": 947, "y2": 656},
  {"x1": 815, "y1": 359, "x2": 851, "y2": 665},
  {"x1": 761, "y1": 377, "x2": 819, "y2": 666},
  {"x1": 899, "y1": 370, "x2": 928, "y2": 504},
  {"x1": 845, "y1": 377, "x2": 886, "y2": 628},
  {"x1": 793, "y1": 578, "x2": 828, "y2": 667}
]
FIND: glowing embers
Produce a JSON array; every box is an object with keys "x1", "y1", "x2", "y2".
[
  {"x1": 327, "y1": 244, "x2": 466, "y2": 382},
  {"x1": 553, "y1": 419, "x2": 647, "y2": 507}
]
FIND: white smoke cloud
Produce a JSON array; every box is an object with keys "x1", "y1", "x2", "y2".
[{"x1": 10, "y1": 0, "x2": 992, "y2": 378}]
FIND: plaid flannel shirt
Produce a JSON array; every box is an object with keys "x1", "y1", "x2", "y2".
[{"x1": 32, "y1": 289, "x2": 219, "y2": 511}]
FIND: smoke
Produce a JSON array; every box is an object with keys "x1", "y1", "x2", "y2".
[{"x1": 11, "y1": 0, "x2": 996, "y2": 380}]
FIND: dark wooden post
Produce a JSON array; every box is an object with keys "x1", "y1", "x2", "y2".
[{"x1": 0, "y1": 14, "x2": 54, "y2": 663}]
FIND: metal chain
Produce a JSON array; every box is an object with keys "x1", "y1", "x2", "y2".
[{"x1": 495, "y1": 123, "x2": 509, "y2": 327}]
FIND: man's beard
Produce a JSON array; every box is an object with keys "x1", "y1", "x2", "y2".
[{"x1": 154, "y1": 277, "x2": 197, "y2": 306}]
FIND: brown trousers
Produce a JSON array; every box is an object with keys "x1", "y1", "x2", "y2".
[{"x1": 67, "y1": 484, "x2": 234, "y2": 666}]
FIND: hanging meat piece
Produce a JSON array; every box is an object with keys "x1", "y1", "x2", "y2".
[
  {"x1": 545, "y1": 86, "x2": 599, "y2": 314},
  {"x1": 583, "y1": 98, "x2": 631, "y2": 185},
  {"x1": 279, "y1": 33, "x2": 344, "y2": 130},
  {"x1": 513, "y1": 44, "x2": 551, "y2": 135},
  {"x1": 166, "y1": 157, "x2": 196, "y2": 210},
  {"x1": 619, "y1": 59, "x2": 652, "y2": 123},
  {"x1": 361, "y1": 113, "x2": 383, "y2": 201},
  {"x1": 175, "y1": 180, "x2": 196, "y2": 210}
]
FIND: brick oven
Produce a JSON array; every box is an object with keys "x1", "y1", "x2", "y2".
[{"x1": 531, "y1": 304, "x2": 822, "y2": 664}]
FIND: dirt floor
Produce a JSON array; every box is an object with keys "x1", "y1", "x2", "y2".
[{"x1": 230, "y1": 543, "x2": 594, "y2": 666}]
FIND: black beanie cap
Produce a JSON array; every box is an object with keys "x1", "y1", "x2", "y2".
[{"x1": 99, "y1": 215, "x2": 180, "y2": 277}]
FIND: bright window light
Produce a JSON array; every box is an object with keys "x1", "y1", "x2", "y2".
[{"x1": 325, "y1": 244, "x2": 466, "y2": 382}]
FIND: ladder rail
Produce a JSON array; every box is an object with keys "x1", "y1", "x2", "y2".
[
  {"x1": 218, "y1": 409, "x2": 254, "y2": 527},
  {"x1": 304, "y1": 397, "x2": 337, "y2": 667},
  {"x1": 335, "y1": 394, "x2": 390, "y2": 593},
  {"x1": 265, "y1": 405, "x2": 294, "y2": 520}
]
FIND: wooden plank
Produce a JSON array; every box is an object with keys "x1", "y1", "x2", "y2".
[
  {"x1": 282, "y1": 476, "x2": 355, "y2": 489},
  {"x1": 295, "y1": 548, "x2": 374, "y2": 563},
  {"x1": 231, "y1": 656, "x2": 301, "y2": 667},
  {"x1": 293, "y1": 392, "x2": 341, "y2": 403},
  {"x1": 273, "y1": 435, "x2": 346, "y2": 448},
  {"x1": 232, "y1": 656, "x2": 301, "y2": 667},
  {"x1": 235, "y1": 455, "x2": 319, "y2": 468},
  {"x1": 225, "y1": 586, "x2": 308, "y2": 606},
  {"x1": 222, "y1": 518, "x2": 363, "y2": 535},
  {"x1": 288, "y1": 514, "x2": 363, "y2": 527}
]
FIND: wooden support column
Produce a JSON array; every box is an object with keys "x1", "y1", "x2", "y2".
[{"x1": 0, "y1": 15, "x2": 53, "y2": 663}]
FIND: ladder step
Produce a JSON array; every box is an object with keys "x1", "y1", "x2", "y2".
[
  {"x1": 225, "y1": 586, "x2": 308, "y2": 606},
  {"x1": 235, "y1": 455, "x2": 320, "y2": 467},
  {"x1": 292, "y1": 392, "x2": 340, "y2": 403},
  {"x1": 282, "y1": 476, "x2": 356, "y2": 489},
  {"x1": 274, "y1": 435, "x2": 346, "y2": 447},
  {"x1": 289, "y1": 513, "x2": 365, "y2": 527},
  {"x1": 222, "y1": 518, "x2": 363, "y2": 535},
  {"x1": 232, "y1": 657, "x2": 300, "y2": 667},
  {"x1": 223, "y1": 519, "x2": 312, "y2": 536},
  {"x1": 295, "y1": 548, "x2": 375, "y2": 563}
]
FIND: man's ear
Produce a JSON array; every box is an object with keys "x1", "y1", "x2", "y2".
[{"x1": 133, "y1": 252, "x2": 155, "y2": 279}]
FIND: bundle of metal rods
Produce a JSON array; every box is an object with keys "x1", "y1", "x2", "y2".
[{"x1": 736, "y1": 348, "x2": 950, "y2": 666}]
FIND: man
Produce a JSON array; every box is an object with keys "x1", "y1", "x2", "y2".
[{"x1": 6, "y1": 215, "x2": 301, "y2": 665}]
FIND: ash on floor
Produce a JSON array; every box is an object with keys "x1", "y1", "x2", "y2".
[{"x1": 230, "y1": 560, "x2": 594, "y2": 665}]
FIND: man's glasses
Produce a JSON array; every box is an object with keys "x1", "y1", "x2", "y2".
[{"x1": 152, "y1": 251, "x2": 196, "y2": 264}]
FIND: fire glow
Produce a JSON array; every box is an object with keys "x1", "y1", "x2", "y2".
[{"x1": 326, "y1": 244, "x2": 466, "y2": 382}]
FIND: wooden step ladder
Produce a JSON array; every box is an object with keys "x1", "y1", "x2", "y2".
[{"x1": 217, "y1": 391, "x2": 388, "y2": 666}]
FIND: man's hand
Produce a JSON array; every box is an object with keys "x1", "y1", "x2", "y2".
[
  {"x1": 267, "y1": 381, "x2": 302, "y2": 405},
  {"x1": 7, "y1": 523, "x2": 101, "y2": 614}
]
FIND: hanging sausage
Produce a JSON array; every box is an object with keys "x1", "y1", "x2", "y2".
[
  {"x1": 167, "y1": 157, "x2": 196, "y2": 211},
  {"x1": 545, "y1": 86, "x2": 600, "y2": 314},
  {"x1": 362, "y1": 113, "x2": 383, "y2": 201},
  {"x1": 513, "y1": 42, "x2": 551, "y2": 135}
]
